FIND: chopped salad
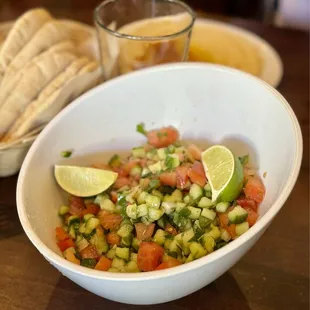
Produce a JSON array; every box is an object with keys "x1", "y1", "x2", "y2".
[{"x1": 55, "y1": 124, "x2": 265, "y2": 273}]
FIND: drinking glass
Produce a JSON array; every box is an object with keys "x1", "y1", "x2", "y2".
[{"x1": 94, "y1": 0, "x2": 196, "y2": 80}]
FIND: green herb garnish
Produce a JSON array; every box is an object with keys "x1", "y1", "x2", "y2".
[
  {"x1": 239, "y1": 154, "x2": 249, "y2": 165},
  {"x1": 61, "y1": 150, "x2": 72, "y2": 158},
  {"x1": 136, "y1": 123, "x2": 147, "y2": 136}
]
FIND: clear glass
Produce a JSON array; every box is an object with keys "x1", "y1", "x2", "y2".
[{"x1": 94, "y1": 0, "x2": 196, "y2": 80}]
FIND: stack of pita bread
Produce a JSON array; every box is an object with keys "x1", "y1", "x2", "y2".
[{"x1": 0, "y1": 8, "x2": 101, "y2": 146}]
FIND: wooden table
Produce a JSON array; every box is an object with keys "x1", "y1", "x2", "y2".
[{"x1": 0, "y1": 2, "x2": 309, "y2": 310}]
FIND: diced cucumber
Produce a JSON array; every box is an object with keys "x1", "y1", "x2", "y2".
[
  {"x1": 157, "y1": 148, "x2": 167, "y2": 160},
  {"x1": 161, "y1": 202, "x2": 176, "y2": 215},
  {"x1": 171, "y1": 189, "x2": 183, "y2": 202},
  {"x1": 85, "y1": 217, "x2": 100, "y2": 234},
  {"x1": 108, "y1": 154, "x2": 121, "y2": 167},
  {"x1": 126, "y1": 261, "x2": 140, "y2": 273},
  {"x1": 235, "y1": 222, "x2": 250, "y2": 236},
  {"x1": 204, "y1": 183, "x2": 212, "y2": 198},
  {"x1": 178, "y1": 207, "x2": 191, "y2": 218},
  {"x1": 67, "y1": 215, "x2": 80, "y2": 226},
  {"x1": 130, "y1": 253, "x2": 138, "y2": 263},
  {"x1": 205, "y1": 226, "x2": 221, "y2": 240},
  {"x1": 183, "y1": 195, "x2": 192, "y2": 204},
  {"x1": 83, "y1": 213, "x2": 94, "y2": 222},
  {"x1": 81, "y1": 258, "x2": 97, "y2": 268},
  {"x1": 116, "y1": 247, "x2": 130, "y2": 261},
  {"x1": 148, "y1": 162, "x2": 162, "y2": 174},
  {"x1": 187, "y1": 207, "x2": 201, "y2": 220},
  {"x1": 201, "y1": 208, "x2": 216, "y2": 221},
  {"x1": 221, "y1": 229, "x2": 232, "y2": 242},
  {"x1": 146, "y1": 149, "x2": 157, "y2": 160},
  {"x1": 141, "y1": 167, "x2": 151, "y2": 178},
  {"x1": 228, "y1": 206, "x2": 248, "y2": 224},
  {"x1": 201, "y1": 235, "x2": 215, "y2": 253},
  {"x1": 174, "y1": 233, "x2": 183, "y2": 247},
  {"x1": 176, "y1": 202, "x2": 186, "y2": 212},
  {"x1": 189, "y1": 184, "x2": 203, "y2": 200},
  {"x1": 68, "y1": 224, "x2": 78, "y2": 239},
  {"x1": 94, "y1": 193, "x2": 109, "y2": 205},
  {"x1": 79, "y1": 223, "x2": 86, "y2": 234},
  {"x1": 175, "y1": 146, "x2": 185, "y2": 154},
  {"x1": 77, "y1": 238, "x2": 89, "y2": 252},
  {"x1": 117, "y1": 224, "x2": 134, "y2": 238},
  {"x1": 216, "y1": 202, "x2": 230, "y2": 213},
  {"x1": 145, "y1": 194, "x2": 161, "y2": 208},
  {"x1": 182, "y1": 228, "x2": 195, "y2": 248},
  {"x1": 164, "y1": 238, "x2": 173, "y2": 250},
  {"x1": 121, "y1": 233, "x2": 133, "y2": 247},
  {"x1": 169, "y1": 239, "x2": 181, "y2": 255},
  {"x1": 137, "y1": 204, "x2": 148, "y2": 218},
  {"x1": 90, "y1": 228, "x2": 109, "y2": 254},
  {"x1": 141, "y1": 216, "x2": 151, "y2": 225},
  {"x1": 137, "y1": 191, "x2": 148, "y2": 204},
  {"x1": 167, "y1": 145, "x2": 175, "y2": 153},
  {"x1": 163, "y1": 194, "x2": 176, "y2": 203},
  {"x1": 58, "y1": 205, "x2": 69, "y2": 216},
  {"x1": 132, "y1": 147, "x2": 146, "y2": 158},
  {"x1": 179, "y1": 217, "x2": 192, "y2": 231},
  {"x1": 111, "y1": 257, "x2": 126, "y2": 269},
  {"x1": 198, "y1": 197, "x2": 214, "y2": 208},
  {"x1": 132, "y1": 237, "x2": 141, "y2": 251},
  {"x1": 153, "y1": 229, "x2": 166, "y2": 246},
  {"x1": 165, "y1": 154, "x2": 180, "y2": 169},
  {"x1": 189, "y1": 242, "x2": 207, "y2": 259},
  {"x1": 120, "y1": 218, "x2": 132, "y2": 227},
  {"x1": 148, "y1": 207, "x2": 164, "y2": 221},
  {"x1": 185, "y1": 253, "x2": 194, "y2": 263},
  {"x1": 108, "y1": 267, "x2": 120, "y2": 273},
  {"x1": 100, "y1": 198, "x2": 116, "y2": 212},
  {"x1": 157, "y1": 215, "x2": 167, "y2": 229},
  {"x1": 198, "y1": 216, "x2": 212, "y2": 229},
  {"x1": 130, "y1": 166, "x2": 142, "y2": 177},
  {"x1": 146, "y1": 179, "x2": 160, "y2": 192},
  {"x1": 126, "y1": 204, "x2": 138, "y2": 219},
  {"x1": 106, "y1": 246, "x2": 117, "y2": 259}
]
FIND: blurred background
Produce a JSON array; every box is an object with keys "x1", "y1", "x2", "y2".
[{"x1": 0, "y1": 0, "x2": 309, "y2": 30}]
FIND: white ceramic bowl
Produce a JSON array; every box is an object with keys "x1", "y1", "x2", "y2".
[{"x1": 17, "y1": 63, "x2": 302, "y2": 305}]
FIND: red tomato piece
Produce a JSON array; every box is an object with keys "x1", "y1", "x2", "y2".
[
  {"x1": 137, "y1": 242, "x2": 165, "y2": 271},
  {"x1": 69, "y1": 196, "x2": 85, "y2": 217},
  {"x1": 110, "y1": 191, "x2": 118, "y2": 203},
  {"x1": 176, "y1": 165, "x2": 190, "y2": 189},
  {"x1": 187, "y1": 161, "x2": 206, "y2": 187},
  {"x1": 80, "y1": 245, "x2": 100, "y2": 259},
  {"x1": 95, "y1": 256, "x2": 112, "y2": 271},
  {"x1": 123, "y1": 160, "x2": 141, "y2": 175},
  {"x1": 82, "y1": 203, "x2": 100, "y2": 216},
  {"x1": 57, "y1": 238, "x2": 75, "y2": 252},
  {"x1": 159, "y1": 171, "x2": 177, "y2": 187},
  {"x1": 147, "y1": 127, "x2": 179, "y2": 148},
  {"x1": 106, "y1": 231, "x2": 121, "y2": 246},
  {"x1": 135, "y1": 223, "x2": 155, "y2": 241},
  {"x1": 55, "y1": 226, "x2": 70, "y2": 241},
  {"x1": 98, "y1": 210, "x2": 123, "y2": 230},
  {"x1": 156, "y1": 257, "x2": 181, "y2": 270},
  {"x1": 165, "y1": 223, "x2": 178, "y2": 236},
  {"x1": 243, "y1": 207, "x2": 259, "y2": 227},
  {"x1": 114, "y1": 177, "x2": 132, "y2": 189},
  {"x1": 243, "y1": 176, "x2": 265, "y2": 203},
  {"x1": 236, "y1": 196, "x2": 258, "y2": 212},
  {"x1": 187, "y1": 144, "x2": 202, "y2": 161}
]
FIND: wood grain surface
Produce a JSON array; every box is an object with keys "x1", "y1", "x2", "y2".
[{"x1": 0, "y1": 1, "x2": 309, "y2": 310}]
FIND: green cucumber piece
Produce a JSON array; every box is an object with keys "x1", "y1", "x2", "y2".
[
  {"x1": 148, "y1": 207, "x2": 164, "y2": 221},
  {"x1": 141, "y1": 167, "x2": 151, "y2": 178},
  {"x1": 117, "y1": 224, "x2": 134, "y2": 238},
  {"x1": 100, "y1": 198, "x2": 115, "y2": 212},
  {"x1": 171, "y1": 189, "x2": 183, "y2": 202},
  {"x1": 201, "y1": 235, "x2": 215, "y2": 253},
  {"x1": 182, "y1": 228, "x2": 195, "y2": 248},
  {"x1": 116, "y1": 247, "x2": 130, "y2": 261},
  {"x1": 189, "y1": 242, "x2": 207, "y2": 259},
  {"x1": 235, "y1": 222, "x2": 250, "y2": 236},
  {"x1": 90, "y1": 228, "x2": 109, "y2": 254},
  {"x1": 198, "y1": 216, "x2": 212, "y2": 229},
  {"x1": 216, "y1": 202, "x2": 230, "y2": 213},
  {"x1": 132, "y1": 147, "x2": 146, "y2": 158},
  {"x1": 111, "y1": 257, "x2": 126, "y2": 269},
  {"x1": 157, "y1": 148, "x2": 167, "y2": 160},
  {"x1": 201, "y1": 208, "x2": 216, "y2": 221},
  {"x1": 198, "y1": 197, "x2": 214, "y2": 208},
  {"x1": 161, "y1": 202, "x2": 176, "y2": 215},
  {"x1": 187, "y1": 207, "x2": 201, "y2": 220},
  {"x1": 106, "y1": 246, "x2": 116, "y2": 259},
  {"x1": 85, "y1": 217, "x2": 100, "y2": 234},
  {"x1": 164, "y1": 154, "x2": 180, "y2": 169},
  {"x1": 58, "y1": 205, "x2": 69, "y2": 216},
  {"x1": 221, "y1": 229, "x2": 232, "y2": 242},
  {"x1": 228, "y1": 206, "x2": 248, "y2": 224},
  {"x1": 153, "y1": 229, "x2": 166, "y2": 246},
  {"x1": 94, "y1": 193, "x2": 109, "y2": 205},
  {"x1": 126, "y1": 261, "x2": 140, "y2": 273},
  {"x1": 148, "y1": 162, "x2": 162, "y2": 174},
  {"x1": 80, "y1": 258, "x2": 97, "y2": 268},
  {"x1": 126, "y1": 204, "x2": 138, "y2": 219},
  {"x1": 132, "y1": 237, "x2": 141, "y2": 251},
  {"x1": 77, "y1": 238, "x2": 89, "y2": 252},
  {"x1": 83, "y1": 213, "x2": 94, "y2": 222},
  {"x1": 137, "y1": 203, "x2": 148, "y2": 218},
  {"x1": 189, "y1": 184, "x2": 203, "y2": 200},
  {"x1": 145, "y1": 194, "x2": 161, "y2": 208},
  {"x1": 121, "y1": 233, "x2": 133, "y2": 247},
  {"x1": 204, "y1": 183, "x2": 212, "y2": 198},
  {"x1": 67, "y1": 215, "x2": 80, "y2": 226},
  {"x1": 137, "y1": 191, "x2": 148, "y2": 204}
]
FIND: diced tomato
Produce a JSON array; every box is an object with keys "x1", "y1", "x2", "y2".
[
  {"x1": 187, "y1": 161, "x2": 206, "y2": 187},
  {"x1": 177, "y1": 153, "x2": 185, "y2": 162},
  {"x1": 137, "y1": 242, "x2": 165, "y2": 271},
  {"x1": 55, "y1": 226, "x2": 70, "y2": 241},
  {"x1": 147, "y1": 126, "x2": 179, "y2": 148},
  {"x1": 243, "y1": 176, "x2": 265, "y2": 203},
  {"x1": 155, "y1": 257, "x2": 181, "y2": 270},
  {"x1": 135, "y1": 223, "x2": 155, "y2": 241},
  {"x1": 57, "y1": 238, "x2": 75, "y2": 252},
  {"x1": 176, "y1": 165, "x2": 190, "y2": 189},
  {"x1": 80, "y1": 245, "x2": 100, "y2": 259},
  {"x1": 243, "y1": 207, "x2": 259, "y2": 227},
  {"x1": 139, "y1": 178, "x2": 150, "y2": 190},
  {"x1": 110, "y1": 191, "x2": 118, "y2": 203},
  {"x1": 123, "y1": 160, "x2": 140, "y2": 175},
  {"x1": 69, "y1": 196, "x2": 85, "y2": 217},
  {"x1": 165, "y1": 223, "x2": 178, "y2": 236},
  {"x1": 114, "y1": 177, "x2": 131, "y2": 189},
  {"x1": 236, "y1": 196, "x2": 258, "y2": 212},
  {"x1": 106, "y1": 231, "x2": 121, "y2": 246},
  {"x1": 82, "y1": 203, "x2": 100, "y2": 216},
  {"x1": 218, "y1": 208, "x2": 236, "y2": 239},
  {"x1": 187, "y1": 144, "x2": 202, "y2": 161},
  {"x1": 95, "y1": 256, "x2": 112, "y2": 271},
  {"x1": 92, "y1": 163, "x2": 112, "y2": 171},
  {"x1": 159, "y1": 171, "x2": 177, "y2": 187},
  {"x1": 98, "y1": 210, "x2": 123, "y2": 230},
  {"x1": 64, "y1": 249, "x2": 80, "y2": 265}
]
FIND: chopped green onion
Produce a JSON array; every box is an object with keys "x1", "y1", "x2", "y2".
[
  {"x1": 61, "y1": 150, "x2": 72, "y2": 158},
  {"x1": 239, "y1": 154, "x2": 249, "y2": 165},
  {"x1": 136, "y1": 123, "x2": 147, "y2": 136}
]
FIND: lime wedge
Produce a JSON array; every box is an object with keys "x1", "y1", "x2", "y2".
[
  {"x1": 201, "y1": 145, "x2": 244, "y2": 202},
  {"x1": 54, "y1": 165, "x2": 118, "y2": 197}
]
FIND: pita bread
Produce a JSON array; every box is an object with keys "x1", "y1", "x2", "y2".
[
  {"x1": 0, "y1": 51, "x2": 77, "y2": 139},
  {"x1": 2, "y1": 57, "x2": 91, "y2": 142},
  {"x1": 0, "y1": 40, "x2": 76, "y2": 107},
  {"x1": 1, "y1": 19, "x2": 90, "y2": 83},
  {"x1": 0, "y1": 9, "x2": 52, "y2": 80}
]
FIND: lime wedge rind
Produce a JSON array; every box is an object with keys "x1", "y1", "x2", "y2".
[{"x1": 54, "y1": 165, "x2": 118, "y2": 197}]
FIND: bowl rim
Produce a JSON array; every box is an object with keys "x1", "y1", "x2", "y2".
[{"x1": 16, "y1": 62, "x2": 303, "y2": 281}]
